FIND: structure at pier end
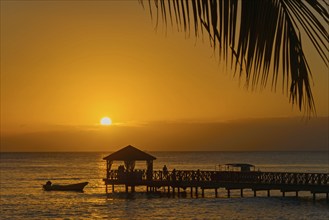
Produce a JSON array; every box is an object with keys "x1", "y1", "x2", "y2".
[{"x1": 103, "y1": 145, "x2": 156, "y2": 192}]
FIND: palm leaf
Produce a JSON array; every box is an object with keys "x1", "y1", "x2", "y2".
[{"x1": 142, "y1": 0, "x2": 329, "y2": 115}]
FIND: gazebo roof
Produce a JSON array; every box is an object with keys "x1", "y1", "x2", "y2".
[{"x1": 103, "y1": 145, "x2": 156, "y2": 161}]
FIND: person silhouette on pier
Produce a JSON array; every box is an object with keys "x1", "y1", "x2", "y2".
[
  {"x1": 163, "y1": 165, "x2": 168, "y2": 180},
  {"x1": 172, "y1": 168, "x2": 176, "y2": 181}
]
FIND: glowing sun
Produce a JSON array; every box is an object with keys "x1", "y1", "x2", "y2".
[{"x1": 100, "y1": 117, "x2": 112, "y2": 126}]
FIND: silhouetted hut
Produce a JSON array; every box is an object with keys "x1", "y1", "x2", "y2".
[
  {"x1": 224, "y1": 163, "x2": 255, "y2": 172},
  {"x1": 103, "y1": 145, "x2": 156, "y2": 180}
]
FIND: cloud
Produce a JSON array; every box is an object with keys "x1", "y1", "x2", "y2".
[{"x1": 1, "y1": 117, "x2": 328, "y2": 152}]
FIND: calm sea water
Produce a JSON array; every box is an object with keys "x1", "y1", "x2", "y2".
[{"x1": 1, "y1": 151, "x2": 329, "y2": 219}]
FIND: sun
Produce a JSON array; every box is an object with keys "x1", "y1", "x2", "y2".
[{"x1": 100, "y1": 117, "x2": 112, "y2": 126}]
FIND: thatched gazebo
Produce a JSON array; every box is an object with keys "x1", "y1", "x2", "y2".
[{"x1": 103, "y1": 145, "x2": 156, "y2": 181}]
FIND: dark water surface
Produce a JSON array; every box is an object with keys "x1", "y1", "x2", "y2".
[{"x1": 1, "y1": 152, "x2": 329, "y2": 219}]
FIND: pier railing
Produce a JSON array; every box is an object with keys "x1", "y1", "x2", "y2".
[
  {"x1": 258, "y1": 172, "x2": 329, "y2": 185},
  {"x1": 105, "y1": 170, "x2": 329, "y2": 186}
]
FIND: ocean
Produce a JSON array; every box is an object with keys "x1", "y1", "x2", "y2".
[{"x1": 1, "y1": 151, "x2": 329, "y2": 219}]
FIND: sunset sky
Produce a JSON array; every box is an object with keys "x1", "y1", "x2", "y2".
[{"x1": 1, "y1": 1, "x2": 328, "y2": 152}]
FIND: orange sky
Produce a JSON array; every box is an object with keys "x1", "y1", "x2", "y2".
[{"x1": 1, "y1": 1, "x2": 328, "y2": 151}]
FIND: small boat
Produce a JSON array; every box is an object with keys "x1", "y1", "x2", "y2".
[{"x1": 43, "y1": 181, "x2": 88, "y2": 192}]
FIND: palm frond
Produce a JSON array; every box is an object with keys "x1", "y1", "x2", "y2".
[{"x1": 142, "y1": 0, "x2": 329, "y2": 115}]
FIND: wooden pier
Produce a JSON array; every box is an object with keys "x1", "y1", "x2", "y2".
[
  {"x1": 102, "y1": 145, "x2": 329, "y2": 201},
  {"x1": 103, "y1": 170, "x2": 329, "y2": 200}
]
